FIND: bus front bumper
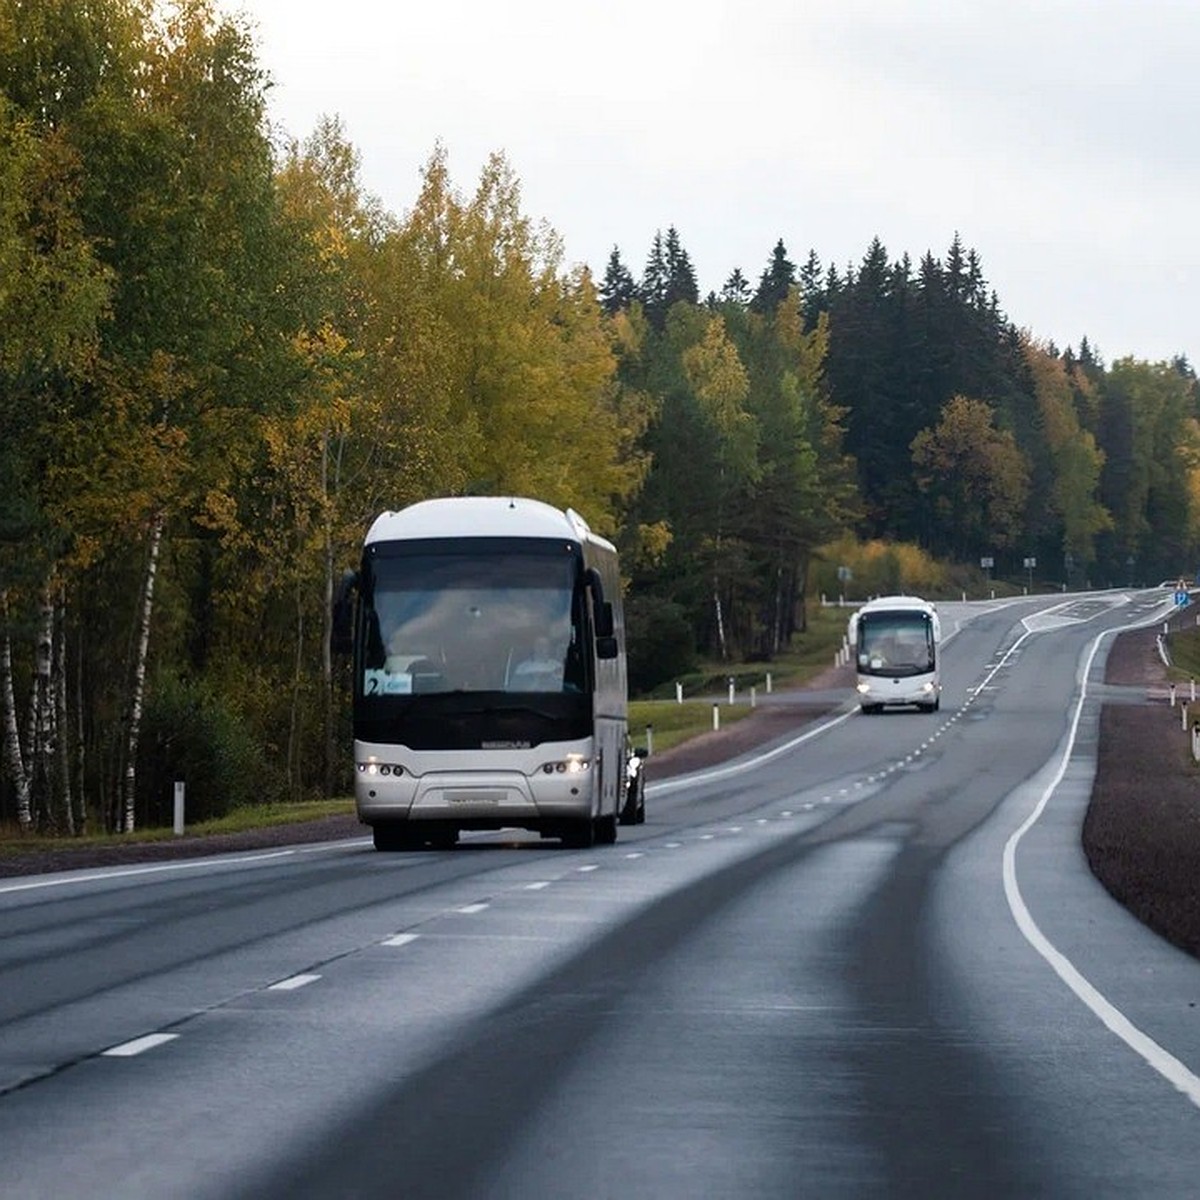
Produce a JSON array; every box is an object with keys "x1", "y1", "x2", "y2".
[
  {"x1": 354, "y1": 767, "x2": 594, "y2": 826},
  {"x1": 856, "y1": 677, "x2": 939, "y2": 708}
]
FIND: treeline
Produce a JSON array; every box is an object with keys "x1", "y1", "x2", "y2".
[
  {"x1": 2, "y1": 1, "x2": 1198, "y2": 834},
  {"x1": 604, "y1": 231, "x2": 1200, "y2": 685}
]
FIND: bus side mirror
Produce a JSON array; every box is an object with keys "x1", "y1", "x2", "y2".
[
  {"x1": 331, "y1": 568, "x2": 358, "y2": 657},
  {"x1": 595, "y1": 600, "x2": 614, "y2": 639},
  {"x1": 596, "y1": 634, "x2": 618, "y2": 660},
  {"x1": 585, "y1": 568, "x2": 615, "y2": 638}
]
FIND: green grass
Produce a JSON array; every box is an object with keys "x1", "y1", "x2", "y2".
[
  {"x1": 628, "y1": 698, "x2": 755, "y2": 753},
  {"x1": 628, "y1": 603, "x2": 850, "y2": 752},
  {"x1": 1168, "y1": 626, "x2": 1200, "y2": 683},
  {"x1": 0, "y1": 798, "x2": 354, "y2": 856},
  {"x1": 638, "y1": 603, "x2": 850, "y2": 701}
]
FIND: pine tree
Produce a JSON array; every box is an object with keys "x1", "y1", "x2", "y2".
[
  {"x1": 797, "y1": 249, "x2": 824, "y2": 329},
  {"x1": 599, "y1": 246, "x2": 636, "y2": 315},
  {"x1": 720, "y1": 268, "x2": 751, "y2": 307},
  {"x1": 751, "y1": 239, "x2": 796, "y2": 315},
  {"x1": 663, "y1": 226, "x2": 699, "y2": 309},
  {"x1": 639, "y1": 231, "x2": 668, "y2": 328}
]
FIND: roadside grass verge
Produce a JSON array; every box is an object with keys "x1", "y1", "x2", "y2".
[
  {"x1": 1168, "y1": 625, "x2": 1200, "y2": 684},
  {"x1": 0, "y1": 798, "x2": 354, "y2": 857},
  {"x1": 628, "y1": 699, "x2": 755, "y2": 754},
  {"x1": 639, "y1": 603, "x2": 849, "y2": 701},
  {"x1": 629, "y1": 604, "x2": 849, "y2": 752}
]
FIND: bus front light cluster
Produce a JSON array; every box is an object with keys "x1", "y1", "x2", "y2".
[
  {"x1": 540, "y1": 756, "x2": 591, "y2": 775},
  {"x1": 357, "y1": 761, "x2": 404, "y2": 777},
  {"x1": 856, "y1": 682, "x2": 871, "y2": 695}
]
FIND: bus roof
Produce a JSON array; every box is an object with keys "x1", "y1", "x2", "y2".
[
  {"x1": 856, "y1": 594, "x2": 937, "y2": 614},
  {"x1": 364, "y1": 497, "x2": 614, "y2": 551}
]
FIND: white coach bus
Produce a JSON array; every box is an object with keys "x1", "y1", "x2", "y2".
[
  {"x1": 847, "y1": 594, "x2": 942, "y2": 714},
  {"x1": 333, "y1": 497, "x2": 631, "y2": 850}
]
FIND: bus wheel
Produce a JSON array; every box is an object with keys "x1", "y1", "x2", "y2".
[
  {"x1": 428, "y1": 825, "x2": 459, "y2": 849},
  {"x1": 561, "y1": 820, "x2": 595, "y2": 849},
  {"x1": 373, "y1": 823, "x2": 415, "y2": 852},
  {"x1": 594, "y1": 813, "x2": 618, "y2": 845}
]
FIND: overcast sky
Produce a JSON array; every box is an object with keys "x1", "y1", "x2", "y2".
[{"x1": 235, "y1": 0, "x2": 1199, "y2": 367}]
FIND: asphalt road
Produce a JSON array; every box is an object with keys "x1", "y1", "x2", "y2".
[{"x1": 2, "y1": 590, "x2": 1197, "y2": 1198}]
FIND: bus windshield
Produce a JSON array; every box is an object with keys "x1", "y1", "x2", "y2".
[
  {"x1": 857, "y1": 612, "x2": 935, "y2": 677},
  {"x1": 360, "y1": 549, "x2": 586, "y2": 698}
]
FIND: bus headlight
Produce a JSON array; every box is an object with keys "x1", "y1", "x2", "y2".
[
  {"x1": 856, "y1": 682, "x2": 871, "y2": 694},
  {"x1": 540, "y1": 756, "x2": 591, "y2": 775},
  {"x1": 357, "y1": 761, "x2": 404, "y2": 776}
]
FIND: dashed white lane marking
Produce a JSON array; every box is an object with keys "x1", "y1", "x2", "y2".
[
  {"x1": 665, "y1": 842, "x2": 682, "y2": 849},
  {"x1": 103, "y1": 1033, "x2": 179, "y2": 1057},
  {"x1": 624, "y1": 852, "x2": 644, "y2": 859},
  {"x1": 577, "y1": 865, "x2": 599, "y2": 873},
  {"x1": 457, "y1": 903, "x2": 489, "y2": 914},
  {"x1": 524, "y1": 881, "x2": 551, "y2": 891},
  {"x1": 382, "y1": 933, "x2": 420, "y2": 946},
  {"x1": 269, "y1": 973, "x2": 321, "y2": 991},
  {"x1": 1003, "y1": 603, "x2": 1200, "y2": 1108},
  {"x1": 700, "y1": 834, "x2": 715, "y2": 841}
]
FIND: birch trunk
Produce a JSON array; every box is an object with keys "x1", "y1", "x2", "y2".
[
  {"x1": 73, "y1": 623, "x2": 86, "y2": 836},
  {"x1": 32, "y1": 584, "x2": 55, "y2": 830},
  {"x1": 321, "y1": 430, "x2": 334, "y2": 799},
  {"x1": 0, "y1": 593, "x2": 33, "y2": 831},
  {"x1": 713, "y1": 581, "x2": 728, "y2": 661},
  {"x1": 54, "y1": 597, "x2": 74, "y2": 836},
  {"x1": 287, "y1": 572, "x2": 303, "y2": 800},
  {"x1": 121, "y1": 511, "x2": 165, "y2": 834}
]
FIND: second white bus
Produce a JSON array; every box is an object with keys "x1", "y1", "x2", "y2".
[{"x1": 847, "y1": 595, "x2": 941, "y2": 714}]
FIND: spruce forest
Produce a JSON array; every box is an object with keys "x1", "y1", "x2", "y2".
[{"x1": 3, "y1": 1, "x2": 1198, "y2": 834}]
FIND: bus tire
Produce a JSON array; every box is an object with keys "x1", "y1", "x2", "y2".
[
  {"x1": 373, "y1": 823, "x2": 416, "y2": 852},
  {"x1": 594, "y1": 813, "x2": 618, "y2": 845},
  {"x1": 561, "y1": 819, "x2": 595, "y2": 849},
  {"x1": 428, "y1": 825, "x2": 459, "y2": 849}
]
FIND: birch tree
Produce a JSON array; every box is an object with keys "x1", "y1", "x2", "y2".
[{"x1": 5, "y1": 0, "x2": 292, "y2": 830}]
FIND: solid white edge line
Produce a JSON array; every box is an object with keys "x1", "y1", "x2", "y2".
[
  {"x1": 103, "y1": 1033, "x2": 179, "y2": 1057},
  {"x1": 0, "y1": 838, "x2": 377, "y2": 897},
  {"x1": 1003, "y1": 600, "x2": 1200, "y2": 1106},
  {"x1": 647, "y1": 707, "x2": 857, "y2": 794},
  {"x1": 0, "y1": 850, "x2": 303, "y2": 896}
]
